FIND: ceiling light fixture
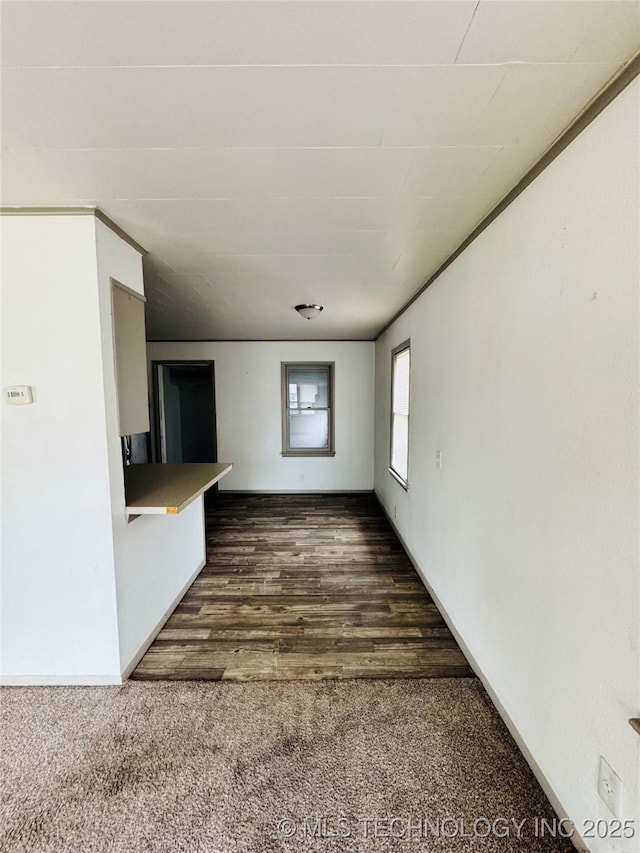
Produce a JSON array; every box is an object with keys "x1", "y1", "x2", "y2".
[{"x1": 295, "y1": 304, "x2": 324, "y2": 320}]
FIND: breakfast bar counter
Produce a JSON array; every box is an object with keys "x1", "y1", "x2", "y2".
[{"x1": 124, "y1": 462, "x2": 233, "y2": 516}]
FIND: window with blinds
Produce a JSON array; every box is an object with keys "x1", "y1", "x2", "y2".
[
  {"x1": 281, "y1": 362, "x2": 335, "y2": 456},
  {"x1": 390, "y1": 342, "x2": 410, "y2": 486}
]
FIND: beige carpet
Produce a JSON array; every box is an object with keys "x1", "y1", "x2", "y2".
[{"x1": 1, "y1": 679, "x2": 572, "y2": 852}]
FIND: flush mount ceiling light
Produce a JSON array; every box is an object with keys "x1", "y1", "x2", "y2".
[{"x1": 295, "y1": 304, "x2": 324, "y2": 320}]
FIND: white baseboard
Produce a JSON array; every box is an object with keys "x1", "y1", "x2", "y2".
[
  {"x1": 119, "y1": 557, "x2": 206, "y2": 680},
  {"x1": 374, "y1": 492, "x2": 589, "y2": 853},
  {"x1": 0, "y1": 674, "x2": 122, "y2": 686},
  {"x1": 219, "y1": 489, "x2": 374, "y2": 494}
]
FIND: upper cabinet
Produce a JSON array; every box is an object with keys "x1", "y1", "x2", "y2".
[{"x1": 112, "y1": 280, "x2": 149, "y2": 437}]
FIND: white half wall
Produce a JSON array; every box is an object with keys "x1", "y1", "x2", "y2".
[
  {"x1": 94, "y1": 220, "x2": 208, "y2": 674},
  {"x1": 146, "y1": 341, "x2": 375, "y2": 492},
  {"x1": 374, "y1": 81, "x2": 639, "y2": 851},
  {"x1": 0, "y1": 216, "x2": 121, "y2": 683},
  {"x1": 113, "y1": 499, "x2": 205, "y2": 675}
]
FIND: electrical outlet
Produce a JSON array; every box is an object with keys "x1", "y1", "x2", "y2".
[
  {"x1": 598, "y1": 756, "x2": 623, "y2": 817},
  {"x1": 436, "y1": 450, "x2": 442, "y2": 469},
  {"x1": 394, "y1": 506, "x2": 397, "y2": 520},
  {"x1": 299, "y1": 472, "x2": 305, "y2": 484}
]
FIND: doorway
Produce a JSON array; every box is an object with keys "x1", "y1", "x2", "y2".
[{"x1": 153, "y1": 361, "x2": 217, "y2": 464}]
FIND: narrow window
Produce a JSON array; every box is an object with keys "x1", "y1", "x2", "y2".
[
  {"x1": 390, "y1": 342, "x2": 410, "y2": 487},
  {"x1": 282, "y1": 363, "x2": 335, "y2": 456}
]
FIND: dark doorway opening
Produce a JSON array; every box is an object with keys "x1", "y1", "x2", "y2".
[{"x1": 152, "y1": 361, "x2": 217, "y2": 468}]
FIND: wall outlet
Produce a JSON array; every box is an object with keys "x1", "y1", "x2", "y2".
[
  {"x1": 598, "y1": 756, "x2": 623, "y2": 817},
  {"x1": 394, "y1": 506, "x2": 397, "y2": 519},
  {"x1": 299, "y1": 473, "x2": 305, "y2": 484},
  {"x1": 436, "y1": 449, "x2": 442, "y2": 469}
]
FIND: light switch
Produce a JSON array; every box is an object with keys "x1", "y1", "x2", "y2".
[{"x1": 4, "y1": 386, "x2": 34, "y2": 405}]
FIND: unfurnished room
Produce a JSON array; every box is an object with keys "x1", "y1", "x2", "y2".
[{"x1": 0, "y1": 2, "x2": 639, "y2": 852}]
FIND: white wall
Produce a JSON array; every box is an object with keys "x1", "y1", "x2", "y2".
[
  {"x1": 94, "y1": 220, "x2": 207, "y2": 674},
  {"x1": 375, "y1": 81, "x2": 640, "y2": 851},
  {"x1": 0, "y1": 215, "x2": 208, "y2": 682},
  {"x1": 0, "y1": 216, "x2": 121, "y2": 683},
  {"x1": 147, "y1": 341, "x2": 375, "y2": 492}
]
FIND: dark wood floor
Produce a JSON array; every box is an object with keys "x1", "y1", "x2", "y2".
[{"x1": 132, "y1": 493, "x2": 474, "y2": 681}]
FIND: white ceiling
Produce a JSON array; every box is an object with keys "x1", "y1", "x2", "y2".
[{"x1": 1, "y1": 1, "x2": 638, "y2": 340}]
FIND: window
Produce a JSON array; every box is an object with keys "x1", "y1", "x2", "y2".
[
  {"x1": 390, "y1": 341, "x2": 410, "y2": 487},
  {"x1": 282, "y1": 363, "x2": 335, "y2": 456}
]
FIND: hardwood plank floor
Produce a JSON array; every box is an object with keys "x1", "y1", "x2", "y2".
[{"x1": 132, "y1": 493, "x2": 474, "y2": 681}]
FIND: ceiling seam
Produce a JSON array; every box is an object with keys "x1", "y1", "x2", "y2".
[
  {"x1": 453, "y1": 0, "x2": 481, "y2": 64},
  {"x1": 0, "y1": 61, "x2": 616, "y2": 70}
]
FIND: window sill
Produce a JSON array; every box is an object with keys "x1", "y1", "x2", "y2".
[
  {"x1": 388, "y1": 467, "x2": 408, "y2": 491},
  {"x1": 282, "y1": 450, "x2": 336, "y2": 458}
]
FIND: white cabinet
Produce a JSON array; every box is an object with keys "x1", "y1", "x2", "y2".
[{"x1": 112, "y1": 280, "x2": 149, "y2": 436}]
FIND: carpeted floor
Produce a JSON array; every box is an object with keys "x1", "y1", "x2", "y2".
[{"x1": 0, "y1": 679, "x2": 572, "y2": 853}]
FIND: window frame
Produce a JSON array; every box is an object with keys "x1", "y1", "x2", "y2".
[
  {"x1": 389, "y1": 340, "x2": 411, "y2": 489},
  {"x1": 281, "y1": 361, "x2": 335, "y2": 457}
]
